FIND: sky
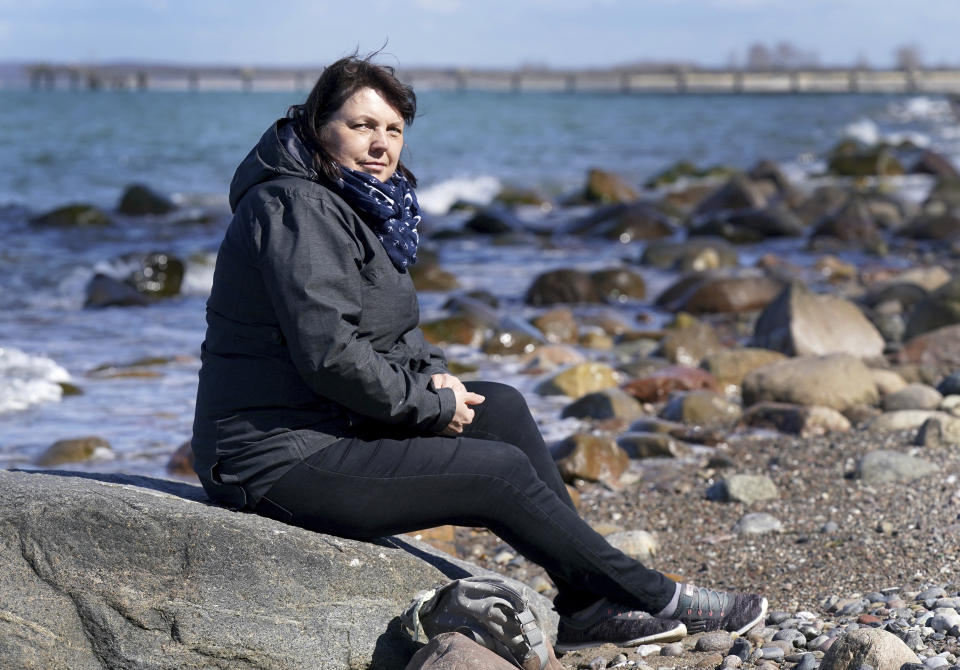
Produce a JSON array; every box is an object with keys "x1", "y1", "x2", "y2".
[{"x1": 0, "y1": 0, "x2": 957, "y2": 70}]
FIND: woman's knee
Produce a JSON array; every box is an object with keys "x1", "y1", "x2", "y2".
[{"x1": 465, "y1": 381, "x2": 530, "y2": 420}]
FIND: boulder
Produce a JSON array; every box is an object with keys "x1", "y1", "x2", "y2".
[
  {"x1": 117, "y1": 184, "x2": 177, "y2": 216},
  {"x1": 741, "y1": 354, "x2": 879, "y2": 411},
  {"x1": 660, "y1": 391, "x2": 742, "y2": 428},
  {"x1": 668, "y1": 275, "x2": 784, "y2": 315},
  {"x1": 691, "y1": 206, "x2": 805, "y2": 243},
  {"x1": 493, "y1": 185, "x2": 552, "y2": 208},
  {"x1": 0, "y1": 470, "x2": 555, "y2": 670},
  {"x1": 421, "y1": 315, "x2": 487, "y2": 347},
  {"x1": 34, "y1": 437, "x2": 112, "y2": 466},
  {"x1": 127, "y1": 252, "x2": 185, "y2": 298},
  {"x1": 657, "y1": 320, "x2": 724, "y2": 365},
  {"x1": 706, "y1": 474, "x2": 779, "y2": 504},
  {"x1": 410, "y1": 249, "x2": 461, "y2": 292},
  {"x1": 583, "y1": 168, "x2": 640, "y2": 204},
  {"x1": 622, "y1": 365, "x2": 718, "y2": 403},
  {"x1": 692, "y1": 174, "x2": 768, "y2": 216},
  {"x1": 166, "y1": 440, "x2": 197, "y2": 478},
  {"x1": 904, "y1": 276, "x2": 960, "y2": 340},
  {"x1": 84, "y1": 274, "x2": 150, "y2": 308},
  {"x1": 640, "y1": 237, "x2": 739, "y2": 272},
  {"x1": 811, "y1": 197, "x2": 883, "y2": 246},
  {"x1": 568, "y1": 202, "x2": 676, "y2": 242},
  {"x1": 911, "y1": 149, "x2": 960, "y2": 179},
  {"x1": 30, "y1": 203, "x2": 112, "y2": 227},
  {"x1": 535, "y1": 362, "x2": 620, "y2": 399},
  {"x1": 464, "y1": 206, "x2": 524, "y2": 235},
  {"x1": 751, "y1": 283, "x2": 885, "y2": 358},
  {"x1": 794, "y1": 186, "x2": 850, "y2": 227},
  {"x1": 881, "y1": 383, "x2": 943, "y2": 411},
  {"x1": 700, "y1": 349, "x2": 787, "y2": 388},
  {"x1": 897, "y1": 324, "x2": 960, "y2": 371},
  {"x1": 854, "y1": 450, "x2": 938, "y2": 483},
  {"x1": 553, "y1": 434, "x2": 629, "y2": 484},
  {"x1": 870, "y1": 368, "x2": 909, "y2": 396},
  {"x1": 525, "y1": 269, "x2": 600, "y2": 305},
  {"x1": 560, "y1": 388, "x2": 645, "y2": 422},
  {"x1": 819, "y1": 626, "x2": 919, "y2": 670},
  {"x1": 740, "y1": 402, "x2": 851, "y2": 437},
  {"x1": 827, "y1": 146, "x2": 905, "y2": 178},
  {"x1": 590, "y1": 268, "x2": 646, "y2": 302}
]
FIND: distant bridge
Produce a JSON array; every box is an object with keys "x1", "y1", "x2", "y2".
[{"x1": 23, "y1": 62, "x2": 960, "y2": 95}]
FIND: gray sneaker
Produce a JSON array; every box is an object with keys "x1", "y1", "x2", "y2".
[
  {"x1": 555, "y1": 598, "x2": 687, "y2": 652},
  {"x1": 663, "y1": 583, "x2": 768, "y2": 636}
]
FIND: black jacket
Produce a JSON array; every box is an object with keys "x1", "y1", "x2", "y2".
[{"x1": 191, "y1": 119, "x2": 455, "y2": 508}]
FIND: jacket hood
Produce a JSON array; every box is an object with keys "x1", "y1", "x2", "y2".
[{"x1": 228, "y1": 119, "x2": 318, "y2": 212}]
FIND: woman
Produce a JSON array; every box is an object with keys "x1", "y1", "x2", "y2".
[{"x1": 191, "y1": 53, "x2": 766, "y2": 652}]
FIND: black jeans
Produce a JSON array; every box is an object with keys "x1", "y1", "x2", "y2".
[{"x1": 253, "y1": 381, "x2": 675, "y2": 616}]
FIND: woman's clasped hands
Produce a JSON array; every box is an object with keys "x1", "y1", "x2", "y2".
[{"x1": 431, "y1": 373, "x2": 485, "y2": 436}]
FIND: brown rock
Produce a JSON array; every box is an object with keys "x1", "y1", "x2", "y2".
[
  {"x1": 560, "y1": 388, "x2": 645, "y2": 422},
  {"x1": 617, "y1": 432, "x2": 693, "y2": 459},
  {"x1": 658, "y1": 321, "x2": 724, "y2": 366},
  {"x1": 531, "y1": 308, "x2": 578, "y2": 344},
  {"x1": 405, "y1": 525, "x2": 457, "y2": 556},
  {"x1": 661, "y1": 391, "x2": 742, "y2": 427},
  {"x1": 679, "y1": 275, "x2": 784, "y2": 314},
  {"x1": 700, "y1": 348, "x2": 787, "y2": 388},
  {"x1": 811, "y1": 197, "x2": 882, "y2": 245},
  {"x1": 421, "y1": 315, "x2": 487, "y2": 347},
  {"x1": 35, "y1": 437, "x2": 112, "y2": 466},
  {"x1": 520, "y1": 345, "x2": 585, "y2": 374},
  {"x1": 410, "y1": 249, "x2": 461, "y2": 291},
  {"x1": 583, "y1": 168, "x2": 640, "y2": 204},
  {"x1": 640, "y1": 238, "x2": 739, "y2": 272},
  {"x1": 897, "y1": 324, "x2": 960, "y2": 370},
  {"x1": 554, "y1": 433, "x2": 629, "y2": 484},
  {"x1": 590, "y1": 268, "x2": 646, "y2": 302},
  {"x1": 482, "y1": 330, "x2": 539, "y2": 356},
  {"x1": 740, "y1": 402, "x2": 851, "y2": 436},
  {"x1": 693, "y1": 174, "x2": 769, "y2": 216},
  {"x1": 535, "y1": 362, "x2": 620, "y2": 398},
  {"x1": 623, "y1": 366, "x2": 719, "y2": 402},
  {"x1": 166, "y1": 441, "x2": 197, "y2": 478},
  {"x1": 525, "y1": 269, "x2": 601, "y2": 305},
  {"x1": 741, "y1": 354, "x2": 880, "y2": 411}
]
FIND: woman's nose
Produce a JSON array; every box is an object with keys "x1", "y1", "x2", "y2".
[{"x1": 370, "y1": 129, "x2": 388, "y2": 151}]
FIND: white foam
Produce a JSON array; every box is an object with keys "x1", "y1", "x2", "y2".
[
  {"x1": 887, "y1": 96, "x2": 954, "y2": 123},
  {"x1": 0, "y1": 347, "x2": 71, "y2": 413},
  {"x1": 181, "y1": 253, "x2": 217, "y2": 296},
  {"x1": 843, "y1": 118, "x2": 880, "y2": 145},
  {"x1": 417, "y1": 176, "x2": 501, "y2": 215}
]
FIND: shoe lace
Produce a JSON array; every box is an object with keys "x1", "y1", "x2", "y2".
[{"x1": 688, "y1": 586, "x2": 727, "y2": 618}]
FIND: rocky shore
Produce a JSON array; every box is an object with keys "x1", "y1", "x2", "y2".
[{"x1": 11, "y1": 137, "x2": 960, "y2": 669}]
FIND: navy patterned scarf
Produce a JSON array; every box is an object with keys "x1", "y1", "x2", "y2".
[{"x1": 332, "y1": 167, "x2": 421, "y2": 272}]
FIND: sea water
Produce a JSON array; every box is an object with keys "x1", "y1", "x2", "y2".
[{"x1": 0, "y1": 88, "x2": 955, "y2": 475}]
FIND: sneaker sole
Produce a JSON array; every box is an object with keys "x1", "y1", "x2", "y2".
[
  {"x1": 554, "y1": 622, "x2": 687, "y2": 652},
  {"x1": 732, "y1": 597, "x2": 768, "y2": 637}
]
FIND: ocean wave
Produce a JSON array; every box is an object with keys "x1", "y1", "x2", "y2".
[
  {"x1": 843, "y1": 118, "x2": 930, "y2": 148},
  {"x1": 886, "y1": 96, "x2": 955, "y2": 123},
  {"x1": 417, "y1": 176, "x2": 501, "y2": 215},
  {"x1": 0, "y1": 347, "x2": 71, "y2": 414}
]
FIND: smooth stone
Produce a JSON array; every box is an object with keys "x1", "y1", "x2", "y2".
[
  {"x1": 660, "y1": 390, "x2": 742, "y2": 428},
  {"x1": 867, "y1": 410, "x2": 960, "y2": 433},
  {"x1": 525, "y1": 268, "x2": 602, "y2": 305},
  {"x1": 531, "y1": 308, "x2": 578, "y2": 344},
  {"x1": 854, "y1": 450, "x2": 938, "y2": 483},
  {"x1": 622, "y1": 365, "x2": 719, "y2": 402},
  {"x1": 635, "y1": 644, "x2": 661, "y2": 658},
  {"x1": 117, "y1": 183, "x2": 177, "y2": 215},
  {"x1": 796, "y1": 652, "x2": 819, "y2": 670},
  {"x1": 722, "y1": 654, "x2": 744, "y2": 668},
  {"x1": 930, "y1": 609, "x2": 960, "y2": 632},
  {"x1": 819, "y1": 627, "x2": 921, "y2": 670},
  {"x1": 917, "y1": 587, "x2": 949, "y2": 601},
  {"x1": 30, "y1": 203, "x2": 113, "y2": 227},
  {"x1": 730, "y1": 637, "x2": 754, "y2": 660},
  {"x1": 84, "y1": 273, "x2": 150, "y2": 308},
  {"x1": 35, "y1": 436, "x2": 113, "y2": 466},
  {"x1": 937, "y1": 372, "x2": 960, "y2": 396},
  {"x1": 668, "y1": 274, "x2": 784, "y2": 315},
  {"x1": 897, "y1": 325, "x2": 960, "y2": 372},
  {"x1": 707, "y1": 474, "x2": 779, "y2": 504},
  {"x1": 535, "y1": 362, "x2": 620, "y2": 399},
  {"x1": 616, "y1": 432, "x2": 693, "y2": 460},
  {"x1": 733, "y1": 512, "x2": 783, "y2": 535},
  {"x1": 657, "y1": 319, "x2": 723, "y2": 366},
  {"x1": 700, "y1": 348, "x2": 787, "y2": 388},
  {"x1": 904, "y1": 277, "x2": 960, "y2": 341},
  {"x1": 590, "y1": 268, "x2": 647, "y2": 303},
  {"x1": 926, "y1": 658, "x2": 950, "y2": 669},
  {"x1": 882, "y1": 384, "x2": 944, "y2": 412},
  {"x1": 742, "y1": 354, "x2": 880, "y2": 412},
  {"x1": 752, "y1": 282, "x2": 885, "y2": 359},
  {"x1": 660, "y1": 643, "x2": 684, "y2": 657},
  {"x1": 697, "y1": 631, "x2": 734, "y2": 653},
  {"x1": 640, "y1": 237, "x2": 739, "y2": 272},
  {"x1": 740, "y1": 402, "x2": 851, "y2": 437},
  {"x1": 553, "y1": 433, "x2": 629, "y2": 484},
  {"x1": 761, "y1": 646, "x2": 786, "y2": 661},
  {"x1": 583, "y1": 167, "x2": 640, "y2": 204},
  {"x1": 520, "y1": 345, "x2": 585, "y2": 374},
  {"x1": 603, "y1": 530, "x2": 657, "y2": 562},
  {"x1": 561, "y1": 388, "x2": 645, "y2": 422},
  {"x1": 871, "y1": 369, "x2": 909, "y2": 396}
]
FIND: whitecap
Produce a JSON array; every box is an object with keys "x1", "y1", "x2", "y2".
[
  {"x1": 0, "y1": 347, "x2": 71, "y2": 414},
  {"x1": 417, "y1": 176, "x2": 501, "y2": 215},
  {"x1": 887, "y1": 96, "x2": 954, "y2": 123},
  {"x1": 843, "y1": 118, "x2": 880, "y2": 145}
]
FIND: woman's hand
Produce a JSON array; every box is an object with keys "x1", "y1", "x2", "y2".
[{"x1": 432, "y1": 374, "x2": 484, "y2": 435}]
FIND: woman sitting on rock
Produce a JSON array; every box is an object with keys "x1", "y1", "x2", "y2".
[{"x1": 190, "y1": 52, "x2": 767, "y2": 652}]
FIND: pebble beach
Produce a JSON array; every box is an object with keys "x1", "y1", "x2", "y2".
[{"x1": 3, "y1": 88, "x2": 960, "y2": 669}]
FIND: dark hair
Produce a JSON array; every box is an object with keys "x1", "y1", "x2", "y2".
[{"x1": 288, "y1": 52, "x2": 417, "y2": 185}]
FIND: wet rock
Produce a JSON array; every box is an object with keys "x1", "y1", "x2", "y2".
[
  {"x1": 590, "y1": 268, "x2": 646, "y2": 302},
  {"x1": 482, "y1": 329, "x2": 540, "y2": 356},
  {"x1": 639, "y1": 237, "x2": 739, "y2": 272},
  {"x1": 165, "y1": 441, "x2": 196, "y2": 478},
  {"x1": 811, "y1": 197, "x2": 883, "y2": 246},
  {"x1": 740, "y1": 402, "x2": 851, "y2": 437},
  {"x1": 531, "y1": 308, "x2": 578, "y2": 344},
  {"x1": 854, "y1": 450, "x2": 938, "y2": 483},
  {"x1": 911, "y1": 150, "x2": 960, "y2": 180},
  {"x1": 603, "y1": 530, "x2": 657, "y2": 561},
  {"x1": 741, "y1": 354, "x2": 880, "y2": 411},
  {"x1": 578, "y1": 329, "x2": 614, "y2": 350},
  {"x1": 707, "y1": 474, "x2": 779, "y2": 504},
  {"x1": 881, "y1": 383, "x2": 943, "y2": 411},
  {"x1": 795, "y1": 185, "x2": 851, "y2": 227},
  {"x1": 463, "y1": 206, "x2": 524, "y2": 235},
  {"x1": 553, "y1": 433, "x2": 629, "y2": 484},
  {"x1": 660, "y1": 390, "x2": 742, "y2": 427},
  {"x1": 583, "y1": 168, "x2": 640, "y2": 204},
  {"x1": 622, "y1": 365, "x2": 719, "y2": 403},
  {"x1": 901, "y1": 211, "x2": 960, "y2": 240},
  {"x1": 733, "y1": 512, "x2": 783, "y2": 535},
  {"x1": 535, "y1": 362, "x2": 620, "y2": 398},
  {"x1": 35, "y1": 436, "x2": 112, "y2": 466},
  {"x1": 569, "y1": 202, "x2": 676, "y2": 242},
  {"x1": 657, "y1": 320, "x2": 724, "y2": 365},
  {"x1": 904, "y1": 277, "x2": 960, "y2": 341},
  {"x1": 827, "y1": 145, "x2": 905, "y2": 178},
  {"x1": 700, "y1": 348, "x2": 787, "y2": 388},
  {"x1": 493, "y1": 185, "x2": 552, "y2": 208},
  {"x1": 560, "y1": 388, "x2": 645, "y2": 422},
  {"x1": 897, "y1": 325, "x2": 960, "y2": 371},
  {"x1": 662, "y1": 274, "x2": 784, "y2": 315},
  {"x1": 30, "y1": 203, "x2": 112, "y2": 227},
  {"x1": 819, "y1": 627, "x2": 920, "y2": 670},
  {"x1": 410, "y1": 250, "x2": 461, "y2": 291},
  {"x1": 84, "y1": 274, "x2": 150, "y2": 308},
  {"x1": 117, "y1": 183, "x2": 177, "y2": 215},
  {"x1": 692, "y1": 205, "x2": 805, "y2": 243},
  {"x1": 752, "y1": 283, "x2": 885, "y2": 358},
  {"x1": 127, "y1": 252, "x2": 185, "y2": 298},
  {"x1": 525, "y1": 269, "x2": 600, "y2": 305},
  {"x1": 693, "y1": 174, "x2": 769, "y2": 216},
  {"x1": 617, "y1": 432, "x2": 692, "y2": 459},
  {"x1": 750, "y1": 160, "x2": 801, "y2": 203},
  {"x1": 421, "y1": 315, "x2": 487, "y2": 347}
]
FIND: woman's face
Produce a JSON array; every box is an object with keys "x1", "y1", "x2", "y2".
[{"x1": 321, "y1": 87, "x2": 404, "y2": 182}]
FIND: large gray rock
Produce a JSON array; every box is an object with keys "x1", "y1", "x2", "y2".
[
  {"x1": 741, "y1": 354, "x2": 879, "y2": 411},
  {"x1": 752, "y1": 283, "x2": 885, "y2": 358},
  {"x1": 0, "y1": 470, "x2": 555, "y2": 670},
  {"x1": 819, "y1": 627, "x2": 920, "y2": 670},
  {"x1": 854, "y1": 450, "x2": 938, "y2": 483}
]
